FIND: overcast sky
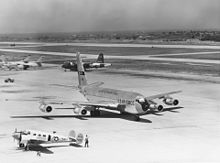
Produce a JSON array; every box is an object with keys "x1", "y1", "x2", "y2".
[{"x1": 0, "y1": 0, "x2": 219, "y2": 33}]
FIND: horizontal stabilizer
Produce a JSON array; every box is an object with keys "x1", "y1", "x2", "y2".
[
  {"x1": 87, "y1": 82, "x2": 104, "y2": 87},
  {"x1": 49, "y1": 84, "x2": 79, "y2": 90}
]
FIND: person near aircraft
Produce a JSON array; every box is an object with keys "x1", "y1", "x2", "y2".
[{"x1": 85, "y1": 135, "x2": 89, "y2": 148}]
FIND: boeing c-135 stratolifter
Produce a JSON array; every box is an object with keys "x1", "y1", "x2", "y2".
[{"x1": 37, "y1": 52, "x2": 181, "y2": 121}]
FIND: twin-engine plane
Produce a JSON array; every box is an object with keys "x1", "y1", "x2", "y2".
[
  {"x1": 12, "y1": 129, "x2": 84, "y2": 151},
  {"x1": 38, "y1": 52, "x2": 181, "y2": 121},
  {"x1": 0, "y1": 55, "x2": 43, "y2": 70},
  {"x1": 61, "y1": 53, "x2": 111, "y2": 71}
]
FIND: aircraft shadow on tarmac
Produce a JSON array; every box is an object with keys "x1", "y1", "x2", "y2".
[
  {"x1": 15, "y1": 144, "x2": 83, "y2": 154},
  {"x1": 149, "y1": 106, "x2": 183, "y2": 116},
  {"x1": 11, "y1": 106, "x2": 183, "y2": 123},
  {"x1": 15, "y1": 146, "x2": 53, "y2": 154}
]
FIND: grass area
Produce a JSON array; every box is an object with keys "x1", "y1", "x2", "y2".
[
  {"x1": 107, "y1": 59, "x2": 220, "y2": 76},
  {"x1": 157, "y1": 53, "x2": 220, "y2": 60},
  {"x1": 16, "y1": 45, "x2": 216, "y2": 56}
]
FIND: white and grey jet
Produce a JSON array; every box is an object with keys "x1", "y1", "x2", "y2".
[{"x1": 39, "y1": 52, "x2": 181, "y2": 121}]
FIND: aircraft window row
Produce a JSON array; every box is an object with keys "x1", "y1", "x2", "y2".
[{"x1": 31, "y1": 133, "x2": 47, "y2": 137}]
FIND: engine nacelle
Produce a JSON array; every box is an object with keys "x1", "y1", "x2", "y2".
[
  {"x1": 163, "y1": 98, "x2": 179, "y2": 106},
  {"x1": 39, "y1": 104, "x2": 53, "y2": 113},
  {"x1": 73, "y1": 107, "x2": 87, "y2": 115},
  {"x1": 149, "y1": 104, "x2": 164, "y2": 112},
  {"x1": 17, "y1": 64, "x2": 24, "y2": 69}
]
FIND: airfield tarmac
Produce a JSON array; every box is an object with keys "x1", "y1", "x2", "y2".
[{"x1": 0, "y1": 66, "x2": 220, "y2": 163}]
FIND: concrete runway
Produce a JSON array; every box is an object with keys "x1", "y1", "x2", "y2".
[
  {"x1": 0, "y1": 47, "x2": 220, "y2": 64},
  {"x1": 0, "y1": 67, "x2": 220, "y2": 163},
  {"x1": 1, "y1": 42, "x2": 220, "y2": 49}
]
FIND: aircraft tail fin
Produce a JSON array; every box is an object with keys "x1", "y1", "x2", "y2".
[
  {"x1": 76, "y1": 52, "x2": 88, "y2": 88},
  {"x1": 68, "y1": 130, "x2": 76, "y2": 141},
  {"x1": 36, "y1": 56, "x2": 43, "y2": 67},
  {"x1": 96, "y1": 53, "x2": 104, "y2": 63},
  {"x1": 68, "y1": 130, "x2": 84, "y2": 144},
  {"x1": 76, "y1": 133, "x2": 84, "y2": 144}
]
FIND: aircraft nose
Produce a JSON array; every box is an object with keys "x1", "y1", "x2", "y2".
[{"x1": 61, "y1": 64, "x2": 67, "y2": 68}]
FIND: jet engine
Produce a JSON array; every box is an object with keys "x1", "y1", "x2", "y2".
[
  {"x1": 149, "y1": 104, "x2": 164, "y2": 112},
  {"x1": 73, "y1": 107, "x2": 87, "y2": 115},
  {"x1": 163, "y1": 98, "x2": 179, "y2": 106},
  {"x1": 39, "y1": 104, "x2": 53, "y2": 113}
]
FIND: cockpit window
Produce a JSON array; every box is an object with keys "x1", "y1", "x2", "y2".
[{"x1": 136, "y1": 97, "x2": 149, "y2": 111}]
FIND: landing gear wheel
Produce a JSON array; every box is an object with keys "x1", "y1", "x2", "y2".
[
  {"x1": 25, "y1": 145, "x2": 29, "y2": 151},
  {"x1": 19, "y1": 143, "x2": 24, "y2": 148}
]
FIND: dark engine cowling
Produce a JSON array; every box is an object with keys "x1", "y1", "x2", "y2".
[
  {"x1": 163, "y1": 98, "x2": 179, "y2": 106},
  {"x1": 39, "y1": 104, "x2": 53, "y2": 113}
]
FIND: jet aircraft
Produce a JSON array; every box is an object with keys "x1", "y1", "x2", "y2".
[
  {"x1": 12, "y1": 129, "x2": 84, "y2": 151},
  {"x1": 39, "y1": 52, "x2": 181, "y2": 121},
  {"x1": 61, "y1": 53, "x2": 111, "y2": 71}
]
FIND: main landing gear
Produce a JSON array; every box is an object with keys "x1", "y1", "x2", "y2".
[
  {"x1": 19, "y1": 143, "x2": 29, "y2": 151},
  {"x1": 133, "y1": 115, "x2": 140, "y2": 121},
  {"x1": 90, "y1": 110, "x2": 101, "y2": 117}
]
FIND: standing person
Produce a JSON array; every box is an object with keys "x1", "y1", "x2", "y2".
[
  {"x1": 84, "y1": 135, "x2": 89, "y2": 148},
  {"x1": 37, "y1": 151, "x2": 41, "y2": 157}
]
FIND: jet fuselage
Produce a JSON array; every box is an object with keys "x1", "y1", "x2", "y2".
[{"x1": 82, "y1": 86, "x2": 150, "y2": 115}]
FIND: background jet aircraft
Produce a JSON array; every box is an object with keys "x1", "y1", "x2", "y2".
[
  {"x1": 12, "y1": 129, "x2": 84, "y2": 151},
  {"x1": 0, "y1": 55, "x2": 43, "y2": 70},
  {"x1": 61, "y1": 53, "x2": 111, "y2": 71},
  {"x1": 39, "y1": 52, "x2": 181, "y2": 121}
]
